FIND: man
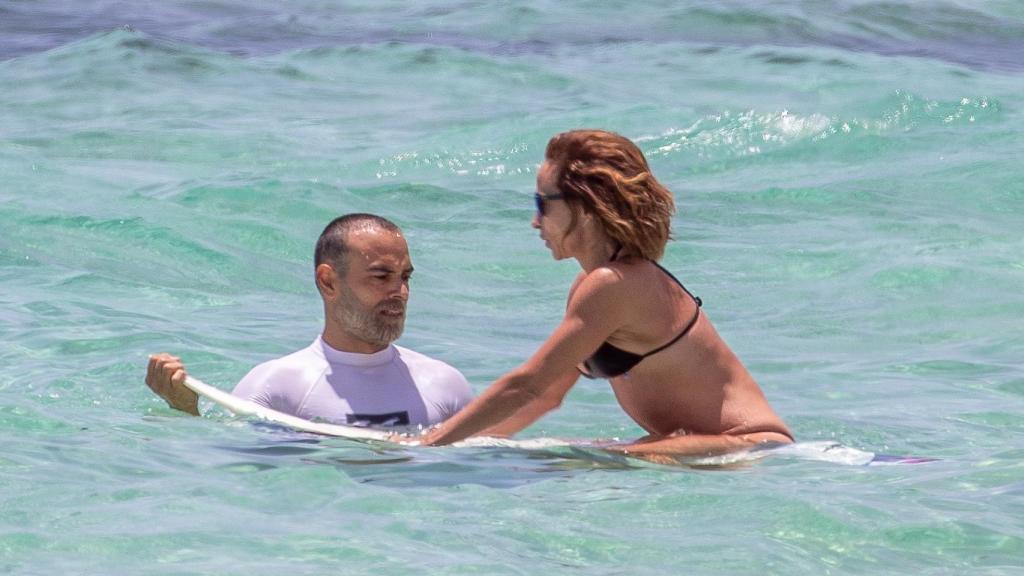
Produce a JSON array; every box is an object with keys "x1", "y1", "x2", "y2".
[{"x1": 146, "y1": 213, "x2": 473, "y2": 428}]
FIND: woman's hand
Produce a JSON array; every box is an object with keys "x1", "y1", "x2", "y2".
[{"x1": 386, "y1": 426, "x2": 436, "y2": 446}]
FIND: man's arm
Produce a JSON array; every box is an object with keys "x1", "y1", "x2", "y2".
[{"x1": 145, "y1": 353, "x2": 200, "y2": 415}]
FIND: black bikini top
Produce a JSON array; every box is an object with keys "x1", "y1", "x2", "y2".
[{"x1": 579, "y1": 257, "x2": 702, "y2": 380}]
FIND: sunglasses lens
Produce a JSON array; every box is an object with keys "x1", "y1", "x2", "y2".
[{"x1": 534, "y1": 193, "x2": 545, "y2": 216}]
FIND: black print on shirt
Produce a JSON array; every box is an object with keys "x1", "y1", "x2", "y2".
[{"x1": 346, "y1": 411, "x2": 411, "y2": 427}]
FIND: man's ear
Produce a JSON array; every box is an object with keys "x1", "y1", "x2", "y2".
[{"x1": 315, "y1": 263, "x2": 338, "y2": 299}]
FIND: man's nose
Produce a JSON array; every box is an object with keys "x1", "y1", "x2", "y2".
[
  {"x1": 531, "y1": 212, "x2": 541, "y2": 229},
  {"x1": 393, "y1": 278, "x2": 410, "y2": 301}
]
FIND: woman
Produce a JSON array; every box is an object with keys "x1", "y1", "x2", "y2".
[{"x1": 420, "y1": 129, "x2": 792, "y2": 457}]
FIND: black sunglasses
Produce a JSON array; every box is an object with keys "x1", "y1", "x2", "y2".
[{"x1": 534, "y1": 192, "x2": 565, "y2": 216}]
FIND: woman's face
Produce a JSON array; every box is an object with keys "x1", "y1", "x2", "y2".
[{"x1": 532, "y1": 160, "x2": 579, "y2": 260}]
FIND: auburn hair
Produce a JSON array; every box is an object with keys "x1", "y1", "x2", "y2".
[{"x1": 544, "y1": 129, "x2": 675, "y2": 261}]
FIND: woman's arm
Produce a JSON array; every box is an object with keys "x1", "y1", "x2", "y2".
[
  {"x1": 419, "y1": 367, "x2": 550, "y2": 445},
  {"x1": 478, "y1": 369, "x2": 579, "y2": 437},
  {"x1": 610, "y1": 431, "x2": 792, "y2": 459},
  {"x1": 421, "y1": 268, "x2": 628, "y2": 446},
  {"x1": 478, "y1": 271, "x2": 587, "y2": 437}
]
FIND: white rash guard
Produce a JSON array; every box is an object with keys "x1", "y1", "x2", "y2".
[{"x1": 231, "y1": 336, "x2": 474, "y2": 428}]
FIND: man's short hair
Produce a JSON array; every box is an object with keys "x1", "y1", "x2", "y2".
[{"x1": 315, "y1": 213, "x2": 402, "y2": 273}]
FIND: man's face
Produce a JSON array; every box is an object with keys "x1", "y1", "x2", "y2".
[{"x1": 330, "y1": 227, "x2": 413, "y2": 348}]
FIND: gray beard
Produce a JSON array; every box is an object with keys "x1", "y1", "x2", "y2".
[{"x1": 334, "y1": 299, "x2": 405, "y2": 348}]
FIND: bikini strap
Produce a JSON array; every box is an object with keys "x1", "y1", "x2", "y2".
[
  {"x1": 637, "y1": 261, "x2": 703, "y2": 359},
  {"x1": 651, "y1": 260, "x2": 703, "y2": 308},
  {"x1": 640, "y1": 304, "x2": 701, "y2": 359}
]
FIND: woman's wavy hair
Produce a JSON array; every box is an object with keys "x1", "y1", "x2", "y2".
[{"x1": 544, "y1": 129, "x2": 675, "y2": 261}]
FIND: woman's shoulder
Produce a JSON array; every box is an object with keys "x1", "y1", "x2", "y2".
[
  {"x1": 567, "y1": 261, "x2": 638, "y2": 309},
  {"x1": 587, "y1": 256, "x2": 653, "y2": 287}
]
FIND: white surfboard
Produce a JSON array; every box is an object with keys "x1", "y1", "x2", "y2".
[
  {"x1": 182, "y1": 375, "x2": 575, "y2": 449},
  {"x1": 183, "y1": 376, "x2": 935, "y2": 465},
  {"x1": 184, "y1": 375, "x2": 390, "y2": 441}
]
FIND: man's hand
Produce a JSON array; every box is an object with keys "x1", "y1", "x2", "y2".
[{"x1": 145, "y1": 353, "x2": 200, "y2": 416}]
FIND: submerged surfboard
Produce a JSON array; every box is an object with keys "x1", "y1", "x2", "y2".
[{"x1": 183, "y1": 376, "x2": 937, "y2": 466}]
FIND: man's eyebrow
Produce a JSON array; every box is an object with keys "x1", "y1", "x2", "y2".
[{"x1": 366, "y1": 264, "x2": 415, "y2": 274}]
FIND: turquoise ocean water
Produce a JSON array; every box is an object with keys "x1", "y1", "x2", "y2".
[{"x1": 2, "y1": 1, "x2": 1023, "y2": 574}]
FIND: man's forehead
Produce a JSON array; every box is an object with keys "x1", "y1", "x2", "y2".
[{"x1": 346, "y1": 228, "x2": 410, "y2": 264}]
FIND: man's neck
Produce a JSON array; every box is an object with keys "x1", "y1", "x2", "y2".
[{"x1": 321, "y1": 324, "x2": 390, "y2": 355}]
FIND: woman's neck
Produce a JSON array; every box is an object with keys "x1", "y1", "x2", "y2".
[{"x1": 576, "y1": 233, "x2": 621, "y2": 273}]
